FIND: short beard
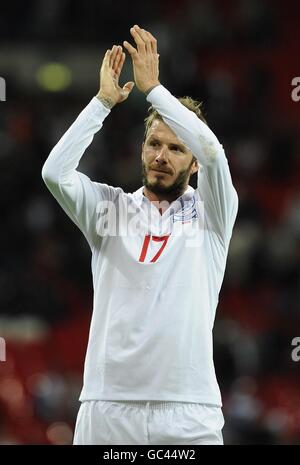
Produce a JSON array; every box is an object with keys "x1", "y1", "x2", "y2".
[{"x1": 142, "y1": 162, "x2": 192, "y2": 199}]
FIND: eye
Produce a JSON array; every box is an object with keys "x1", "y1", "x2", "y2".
[
  {"x1": 170, "y1": 146, "x2": 181, "y2": 152},
  {"x1": 149, "y1": 140, "x2": 159, "y2": 147}
]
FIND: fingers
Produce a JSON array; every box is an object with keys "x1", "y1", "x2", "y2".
[
  {"x1": 109, "y1": 45, "x2": 117, "y2": 68},
  {"x1": 116, "y1": 51, "x2": 125, "y2": 77},
  {"x1": 112, "y1": 46, "x2": 124, "y2": 76},
  {"x1": 129, "y1": 26, "x2": 146, "y2": 53},
  {"x1": 110, "y1": 45, "x2": 121, "y2": 69},
  {"x1": 122, "y1": 81, "x2": 135, "y2": 94},
  {"x1": 127, "y1": 25, "x2": 158, "y2": 55},
  {"x1": 133, "y1": 26, "x2": 149, "y2": 45},
  {"x1": 139, "y1": 29, "x2": 153, "y2": 54},
  {"x1": 119, "y1": 81, "x2": 135, "y2": 102},
  {"x1": 113, "y1": 25, "x2": 158, "y2": 64},
  {"x1": 123, "y1": 40, "x2": 138, "y2": 58},
  {"x1": 102, "y1": 49, "x2": 111, "y2": 67},
  {"x1": 145, "y1": 30, "x2": 158, "y2": 55},
  {"x1": 103, "y1": 45, "x2": 125, "y2": 77}
]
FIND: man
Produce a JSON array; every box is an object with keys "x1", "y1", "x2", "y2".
[{"x1": 41, "y1": 25, "x2": 238, "y2": 445}]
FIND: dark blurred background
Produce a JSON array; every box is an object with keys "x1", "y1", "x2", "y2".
[{"x1": 0, "y1": 0, "x2": 300, "y2": 445}]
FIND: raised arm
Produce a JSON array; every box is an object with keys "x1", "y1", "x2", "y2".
[
  {"x1": 124, "y1": 24, "x2": 238, "y2": 245},
  {"x1": 41, "y1": 46, "x2": 134, "y2": 248},
  {"x1": 145, "y1": 84, "x2": 238, "y2": 245}
]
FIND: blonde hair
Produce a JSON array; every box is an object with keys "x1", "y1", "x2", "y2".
[{"x1": 143, "y1": 96, "x2": 207, "y2": 162}]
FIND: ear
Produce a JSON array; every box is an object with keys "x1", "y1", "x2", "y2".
[{"x1": 190, "y1": 159, "x2": 199, "y2": 175}]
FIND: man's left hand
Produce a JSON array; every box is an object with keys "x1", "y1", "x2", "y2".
[{"x1": 123, "y1": 25, "x2": 160, "y2": 95}]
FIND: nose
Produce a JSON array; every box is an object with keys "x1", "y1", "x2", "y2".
[{"x1": 155, "y1": 145, "x2": 168, "y2": 164}]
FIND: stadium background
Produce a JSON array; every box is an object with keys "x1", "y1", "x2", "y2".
[{"x1": 0, "y1": 0, "x2": 300, "y2": 445}]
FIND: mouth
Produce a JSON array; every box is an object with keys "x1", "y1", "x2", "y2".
[{"x1": 150, "y1": 168, "x2": 171, "y2": 175}]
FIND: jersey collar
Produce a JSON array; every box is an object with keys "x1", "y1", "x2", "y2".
[{"x1": 132, "y1": 184, "x2": 195, "y2": 207}]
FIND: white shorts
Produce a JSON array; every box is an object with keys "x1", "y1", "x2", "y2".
[{"x1": 73, "y1": 400, "x2": 224, "y2": 445}]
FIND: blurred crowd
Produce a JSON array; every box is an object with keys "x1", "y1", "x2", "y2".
[{"x1": 0, "y1": 0, "x2": 300, "y2": 444}]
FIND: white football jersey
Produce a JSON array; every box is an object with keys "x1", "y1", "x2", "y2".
[{"x1": 42, "y1": 85, "x2": 238, "y2": 406}]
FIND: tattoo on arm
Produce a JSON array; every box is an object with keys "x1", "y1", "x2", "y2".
[{"x1": 96, "y1": 95, "x2": 115, "y2": 109}]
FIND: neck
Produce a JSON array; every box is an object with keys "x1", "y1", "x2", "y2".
[{"x1": 143, "y1": 185, "x2": 188, "y2": 214}]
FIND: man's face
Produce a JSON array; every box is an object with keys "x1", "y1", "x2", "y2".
[{"x1": 141, "y1": 119, "x2": 198, "y2": 197}]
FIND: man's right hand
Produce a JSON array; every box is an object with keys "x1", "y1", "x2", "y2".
[{"x1": 96, "y1": 45, "x2": 135, "y2": 108}]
